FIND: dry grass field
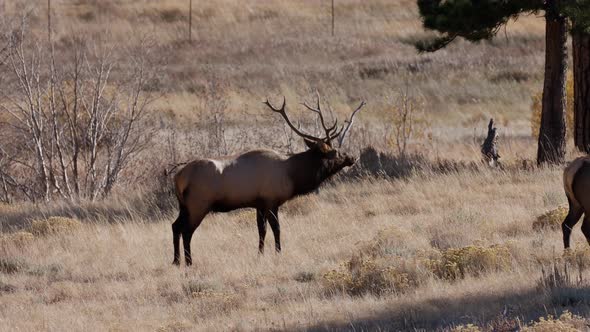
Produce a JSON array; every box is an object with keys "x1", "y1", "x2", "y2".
[
  {"x1": 2, "y1": 0, "x2": 590, "y2": 331},
  {"x1": 2, "y1": 168, "x2": 590, "y2": 331}
]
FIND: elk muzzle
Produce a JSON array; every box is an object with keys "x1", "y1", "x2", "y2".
[{"x1": 343, "y1": 153, "x2": 356, "y2": 167}]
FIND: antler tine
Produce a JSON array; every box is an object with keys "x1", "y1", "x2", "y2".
[
  {"x1": 302, "y1": 92, "x2": 338, "y2": 143},
  {"x1": 336, "y1": 100, "x2": 366, "y2": 147},
  {"x1": 329, "y1": 124, "x2": 344, "y2": 140},
  {"x1": 264, "y1": 96, "x2": 319, "y2": 141},
  {"x1": 263, "y1": 96, "x2": 286, "y2": 112}
]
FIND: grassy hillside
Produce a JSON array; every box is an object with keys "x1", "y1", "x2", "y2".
[{"x1": 3, "y1": 0, "x2": 546, "y2": 131}]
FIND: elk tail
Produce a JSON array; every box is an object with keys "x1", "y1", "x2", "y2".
[{"x1": 164, "y1": 161, "x2": 189, "y2": 177}]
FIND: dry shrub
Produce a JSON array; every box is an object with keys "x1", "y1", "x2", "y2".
[
  {"x1": 538, "y1": 261, "x2": 577, "y2": 291},
  {"x1": 426, "y1": 245, "x2": 512, "y2": 280},
  {"x1": 294, "y1": 271, "x2": 315, "y2": 283},
  {"x1": 388, "y1": 88, "x2": 430, "y2": 156},
  {"x1": 354, "y1": 146, "x2": 428, "y2": 178},
  {"x1": 0, "y1": 258, "x2": 27, "y2": 274},
  {"x1": 30, "y1": 217, "x2": 82, "y2": 236},
  {"x1": 183, "y1": 280, "x2": 215, "y2": 296},
  {"x1": 563, "y1": 246, "x2": 590, "y2": 272},
  {"x1": 0, "y1": 231, "x2": 34, "y2": 247},
  {"x1": 0, "y1": 281, "x2": 17, "y2": 293},
  {"x1": 159, "y1": 9, "x2": 185, "y2": 23},
  {"x1": 533, "y1": 205, "x2": 568, "y2": 232},
  {"x1": 522, "y1": 311, "x2": 586, "y2": 332},
  {"x1": 322, "y1": 255, "x2": 417, "y2": 296},
  {"x1": 156, "y1": 321, "x2": 193, "y2": 332}
]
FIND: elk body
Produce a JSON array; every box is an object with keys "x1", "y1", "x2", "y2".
[
  {"x1": 172, "y1": 96, "x2": 365, "y2": 265},
  {"x1": 562, "y1": 156, "x2": 590, "y2": 248}
]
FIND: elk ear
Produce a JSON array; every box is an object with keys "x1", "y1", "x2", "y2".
[{"x1": 303, "y1": 138, "x2": 316, "y2": 149}]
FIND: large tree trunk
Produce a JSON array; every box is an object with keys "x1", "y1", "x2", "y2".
[
  {"x1": 573, "y1": 30, "x2": 590, "y2": 153},
  {"x1": 537, "y1": 0, "x2": 568, "y2": 165}
]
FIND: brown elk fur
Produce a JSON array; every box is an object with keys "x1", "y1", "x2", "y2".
[
  {"x1": 562, "y1": 155, "x2": 590, "y2": 249},
  {"x1": 171, "y1": 97, "x2": 363, "y2": 266}
]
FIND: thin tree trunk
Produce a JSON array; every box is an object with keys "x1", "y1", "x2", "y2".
[
  {"x1": 573, "y1": 30, "x2": 590, "y2": 153},
  {"x1": 537, "y1": 0, "x2": 568, "y2": 165}
]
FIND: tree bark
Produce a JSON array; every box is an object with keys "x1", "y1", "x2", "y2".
[
  {"x1": 537, "y1": 0, "x2": 568, "y2": 165},
  {"x1": 573, "y1": 30, "x2": 590, "y2": 153}
]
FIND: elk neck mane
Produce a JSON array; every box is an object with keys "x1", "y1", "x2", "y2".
[{"x1": 286, "y1": 148, "x2": 339, "y2": 196}]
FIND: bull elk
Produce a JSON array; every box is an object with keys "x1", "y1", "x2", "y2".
[
  {"x1": 172, "y1": 96, "x2": 365, "y2": 265},
  {"x1": 562, "y1": 156, "x2": 590, "y2": 249}
]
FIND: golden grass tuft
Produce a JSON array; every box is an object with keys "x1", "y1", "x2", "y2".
[
  {"x1": 522, "y1": 311, "x2": 586, "y2": 332},
  {"x1": 183, "y1": 280, "x2": 243, "y2": 314},
  {"x1": 533, "y1": 205, "x2": 568, "y2": 231},
  {"x1": 322, "y1": 255, "x2": 417, "y2": 296},
  {"x1": 30, "y1": 216, "x2": 82, "y2": 236},
  {"x1": 451, "y1": 324, "x2": 482, "y2": 332},
  {"x1": 0, "y1": 231, "x2": 35, "y2": 247},
  {"x1": 427, "y1": 245, "x2": 512, "y2": 280}
]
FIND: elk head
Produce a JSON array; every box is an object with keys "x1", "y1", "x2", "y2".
[{"x1": 264, "y1": 94, "x2": 365, "y2": 176}]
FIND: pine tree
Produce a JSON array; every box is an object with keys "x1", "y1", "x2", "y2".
[
  {"x1": 565, "y1": 0, "x2": 590, "y2": 153},
  {"x1": 417, "y1": 0, "x2": 568, "y2": 165}
]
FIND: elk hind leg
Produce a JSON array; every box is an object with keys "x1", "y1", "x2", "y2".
[
  {"x1": 563, "y1": 197, "x2": 584, "y2": 249},
  {"x1": 581, "y1": 216, "x2": 590, "y2": 246},
  {"x1": 183, "y1": 210, "x2": 207, "y2": 266},
  {"x1": 257, "y1": 209, "x2": 267, "y2": 254},
  {"x1": 172, "y1": 204, "x2": 189, "y2": 265},
  {"x1": 268, "y1": 207, "x2": 281, "y2": 253}
]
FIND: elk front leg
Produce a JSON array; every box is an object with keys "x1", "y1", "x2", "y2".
[{"x1": 257, "y1": 208, "x2": 267, "y2": 254}]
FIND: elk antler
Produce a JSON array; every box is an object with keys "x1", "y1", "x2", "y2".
[
  {"x1": 264, "y1": 97, "x2": 320, "y2": 142},
  {"x1": 302, "y1": 92, "x2": 341, "y2": 144},
  {"x1": 265, "y1": 95, "x2": 366, "y2": 148},
  {"x1": 337, "y1": 100, "x2": 366, "y2": 147}
]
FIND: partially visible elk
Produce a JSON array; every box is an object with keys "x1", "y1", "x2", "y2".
[
  {"x1": 562, "y1": 156, "x2": 590, "y2": 248},
  {"x1": 171, "y1": 96, "x2": 365, "y2": 266}
]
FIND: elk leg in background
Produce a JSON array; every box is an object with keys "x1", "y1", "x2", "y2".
[
  {"x1": 183, "y1": 212, "x2": 206, "y2": 266},
  {"x1": 581, "y1": 216, "x2": 590, "y2": 246},
  {"x1": 562, "y1": 197, "x2": 583, "y2": 249},
  {"x1": 257, "y1": 209, "x2": 267, "y2": 254},
  {"x1": 268, "y1": 207, "x2": 281, "y2": 252},
  {"x1": 172, "y1": 204, "x2": 189, "y2": 265}
]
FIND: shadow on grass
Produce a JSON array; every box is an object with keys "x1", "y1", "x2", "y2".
[{"x1": 307, "y1": 285, "x2": 590, "y2": 331}]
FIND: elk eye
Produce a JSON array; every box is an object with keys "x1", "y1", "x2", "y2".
[{"x1": 326, "y1": 150, "x2": 337, "y2": 159}]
